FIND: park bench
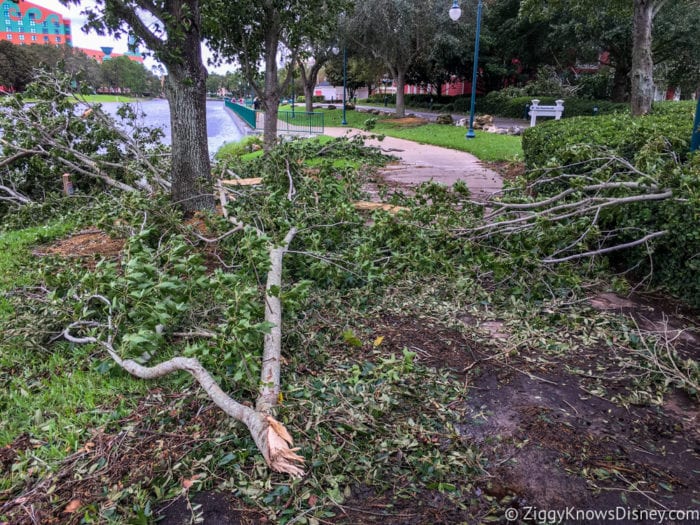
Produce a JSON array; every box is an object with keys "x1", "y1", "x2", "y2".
[{"x1": 528, "y1": 99, "x2": 564, "y2": 126}]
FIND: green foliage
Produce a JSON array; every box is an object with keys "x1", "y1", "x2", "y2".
[
  {"x1": 215, "y1": 136, "x2": 264, "y2": 161},
  {"x1": 0, "y1": 73, "x2": 169, "y2": 220},
  {"x1": 479, "y1": 91, "x2": 627, "y2": 120},
  {"x1": 522, "y1": 101, "x2": 694, "y2": 168},
  {"x1": 520, "y1": 101, "x2": 699, "y2": 306}
]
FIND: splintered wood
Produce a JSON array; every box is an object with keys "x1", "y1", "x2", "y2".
[{"x1": 221, "y1": 178, "x2": 263, "y2": 186}]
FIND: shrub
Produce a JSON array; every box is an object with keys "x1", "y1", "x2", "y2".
[
  {"x1": 367, "y1": 93, "x2": 396, "y2": 105},
  {"x1": 522, "y1": 102, "x2": 694, "y2": 168},
  {"x1": 478, "y1": 91, "x2": 627, "y2": 120},
  {"x1": 520, "y1": 101, "x2": 699, "y2": 306}
]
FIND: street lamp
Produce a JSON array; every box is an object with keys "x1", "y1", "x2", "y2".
[
  {"x1": 332, "y1": 46, "x2": 348, "y2": 125},
  {"x1": 691, "y1": 96, "x2": 700, "y2": 152},
  {"x1": 381, "y1": 76, "x2": 391, "y2": 107},
  {"x1": 450, "y1": 0, "x2": 483, "y2": 139},
  {"x1": 291, "y1": 63, "x2": 296, "y2": 119}
]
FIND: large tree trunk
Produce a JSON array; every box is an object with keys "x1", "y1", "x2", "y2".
[
  {"x1": 631, "y1": 0, "x2": 656, "y2": 116},
  {"x1": 394, "y1": 68, "x2": 406, "y2": 118},
  {"x1": 164, "y1": 23, "x2": 214, "y2": 214},
  {"x1": 261, "y1": 20, "x2": 282, "y2": 152},
  {"x1": 611, "y1": 62, "x2": 631, "y2": 102},
  {"x1": 262, "y1": 50, "x2": 280, "y2": 151}
]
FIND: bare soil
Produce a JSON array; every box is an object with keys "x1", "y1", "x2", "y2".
[
  {"x1": 33, "y1": 229, "x2": 124, "y2": 269},
  {"x1": 339, "y1": 296, "x2": 700, "y2": 524}
]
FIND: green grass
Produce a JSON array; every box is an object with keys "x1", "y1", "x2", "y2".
[
  {"x1": 0, "y1": 222, "x2": 151, "y2": 493},
  {"x1": 74, "y1": 94, "x2": 140, "y2": 103},
  {"x1": 319, "y1": 108, "x2": 523, "y2": 162},
  {"x1": 0, "y1": 222, "x2": 75, "y2": 317}
]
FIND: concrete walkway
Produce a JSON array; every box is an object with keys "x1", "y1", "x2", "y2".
[{"x1": 323, "y1": 127, "x2": 503, "y2": 199}]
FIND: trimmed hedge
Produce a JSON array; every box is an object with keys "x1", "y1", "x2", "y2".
[
  {"x1": 521, "y1": 101, "x2": 699, "y2": 307},
  {"x1": 479, "y1": 92, "x2": 627, "y2": 120},
  {"x1": 522, "y1": 101, "x2": 695, "y2": 168}
]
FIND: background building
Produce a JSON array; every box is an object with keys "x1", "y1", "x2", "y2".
[{"x1": 0, "y1": 0, "x2": 141, "y2": 62}]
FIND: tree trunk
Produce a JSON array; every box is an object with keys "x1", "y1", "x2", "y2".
[
  {"x1": 631, "y1": 0, "x2": 655, "y2": 116},
  {"x1": 299, "y1": 61, "x2": 325, "y2": 113},
  {"x1": 611, "y1": 63, "x2": 630, "y2": 102},
  {"x1": 303, "y1": 82, "x2": 314, "y2": 113},
  {"x1": 164, "y1": 31, "x2": 214, "y2": 214},
  {"x1": 394, "y1": 69, "x2": 406, "y2": 118},
  {"x1": 262, "y1": 40, "x2": 281, "y2": 152}
]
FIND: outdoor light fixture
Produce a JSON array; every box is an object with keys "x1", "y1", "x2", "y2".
[
  {"x1": 450, "y1": 0, "x2": 483, "y2": 139},
  {"x1": 449, "y1": 0, "x2": 461, "y2": 21}
]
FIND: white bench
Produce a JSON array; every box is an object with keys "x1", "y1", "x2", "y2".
[{"x1": 528, "y1": 99, "x2": 564, "y2": 127}]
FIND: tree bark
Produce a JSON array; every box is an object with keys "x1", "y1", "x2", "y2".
[
  {"x1": 394, "y1": 69, "x2": 407, "y2": 118},
  {"x1": 162, "y1": 4, "x2": 214, "y2": 214},
  {"x1": 299, "y1": 60, "x2": 325, "y2": 113},
  {"x1": 611, "y1": 61, "x2": 631, "y2": 102},
  {"x1": 631, "y1": 0, "x2": 656, "y2": 116}
]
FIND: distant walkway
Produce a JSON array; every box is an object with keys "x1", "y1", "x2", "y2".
[
  {"x1": 328, "y1": 104, "x2": 529, "y2": 130},
  {"x1": 323, "y1": 127, "x2": 502, "y2": 199}
]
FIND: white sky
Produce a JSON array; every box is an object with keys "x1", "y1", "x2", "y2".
[{"x1": 36, "y1": 0, "x2": 235, "y2": 74}]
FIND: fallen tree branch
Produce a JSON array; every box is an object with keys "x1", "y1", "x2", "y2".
[
  {"x1": 63, "y1": 226, "x2": 306, "y2": 478},
  {"x1": 542, "y1": 230, "x2": 669, "y2": 263},
  {"x1": 258, "y1": 227, "x2": 297, "y2": 413},
  {"x1": 0, "y1": 182, "x2": 32, "y2": 205}
]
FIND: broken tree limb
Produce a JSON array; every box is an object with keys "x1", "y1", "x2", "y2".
[
  {"x1": 457, "y1": 155, "x2": 679, "y2": 264},
  {"x1": 542, "y1": 230, "x2": 669, "y2": 264},
  {"x1": 258, "y1": 227, "x2": 298, "y2": 413},
  {"x1": 63, "y1": 292, "x2": 305, "y2": 477}
]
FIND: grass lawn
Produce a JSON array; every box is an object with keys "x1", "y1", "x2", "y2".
[
  {"x1": 74, "y1": 94, "x2": 141, "y2": 103},
  {"x1": 278, "y1": 106, "x2": 523, "y2": 162}
]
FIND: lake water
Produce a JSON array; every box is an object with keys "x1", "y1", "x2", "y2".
[{"x1": 100, "y1": 99, "x2": 245, "y2": 156}]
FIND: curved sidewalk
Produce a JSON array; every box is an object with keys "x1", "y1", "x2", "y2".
[{"x1": 323, "y1": 127, "x2": 503, "y2": 198}]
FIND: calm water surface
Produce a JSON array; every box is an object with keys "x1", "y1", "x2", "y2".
[{"x1": 101, "y1": 99, "x2": 244, "y2": 156}]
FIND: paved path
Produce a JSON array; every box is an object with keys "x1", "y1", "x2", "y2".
[
  {"x1": 323, "y1": 127, "x2": 503, "y2": 198},
  {"x1": 331, "y1": 104, "x2": 529, "y2": 130}
]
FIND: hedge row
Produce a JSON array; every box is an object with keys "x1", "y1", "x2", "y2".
[
  {"x1": 522, "y1": 101, "x2": 695, "y2": 168},
  {"x1": 363, "y1": 91, "x2": 627, "y2": 119},
  {"x1": 478, "y1": 92, "x2": 628, "y2": 119},
  {"x1": 521, "y1": 101, "x2": 699, "y2": 307}
]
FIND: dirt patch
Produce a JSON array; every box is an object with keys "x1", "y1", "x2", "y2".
[
  {"x1": 383, "y1": 117, "x2": 429, "y2": 128},
  {"x1": 483, "y1": 161, "x2": 526, "y2": 181},
  {"x1": 0, "y1": 434, "x2": 31, "y2": 472},
  {"x1": 156, "y1": 491, "x2": 267, "y2": 525},
  {"x1": 370, "y1": 313, "x2": 478, "y2": 373},
  {"x1": 351, "y1": 298, "x2": 700, "y2": 522},
  {"x1": 33, "y1": 229, "x2": 124, "y2": 268}
]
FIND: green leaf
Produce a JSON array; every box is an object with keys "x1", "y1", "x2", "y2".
[{"x1": 342, "y1": 329, "x2": 362, "y2": 347}]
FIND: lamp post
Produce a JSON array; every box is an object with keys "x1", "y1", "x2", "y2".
[
  {"x1": 691, "y1": 96, "x2": 700, "y2": 152},
  {"x1": 332, "y1": 45, "x2": 349, "y2": 125},
  {"x1": 342, "y1": 46, "x2": 348, "y2": 125},
  {"x1": 450, "y1": 0, "x2": 483, "y2": 139},
  {"x1": 291, "y1": 63, "x2": 296, "y2": 119},
  {"x1": 382, "y1": 76, "x2": 391, "y2": 107}
]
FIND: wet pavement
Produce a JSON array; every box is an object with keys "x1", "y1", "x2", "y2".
[{"x1": 323, "y1": 127, "x2": 504, "y2": 199}]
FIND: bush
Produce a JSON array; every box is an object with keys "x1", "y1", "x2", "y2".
[
  {"x1": 367, "y1": 93, "x2": 396, "y2": 105},
  {"x1": 522, "y1": 102, "x2": 694, "y2": 168},
  {"x1": 478, "y1": 91, "x2": 627, "y2": 120},
  {"x1": 295, "y1": 95, "x2": 324, "y2": 103},
  {"x1": 520, "y1": 101, "x2": 699, "y2": 306}
]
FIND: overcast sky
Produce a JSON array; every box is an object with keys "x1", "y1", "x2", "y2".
[{"x1": 38, "y1": 0, "x2": 235, "y2": 74}]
